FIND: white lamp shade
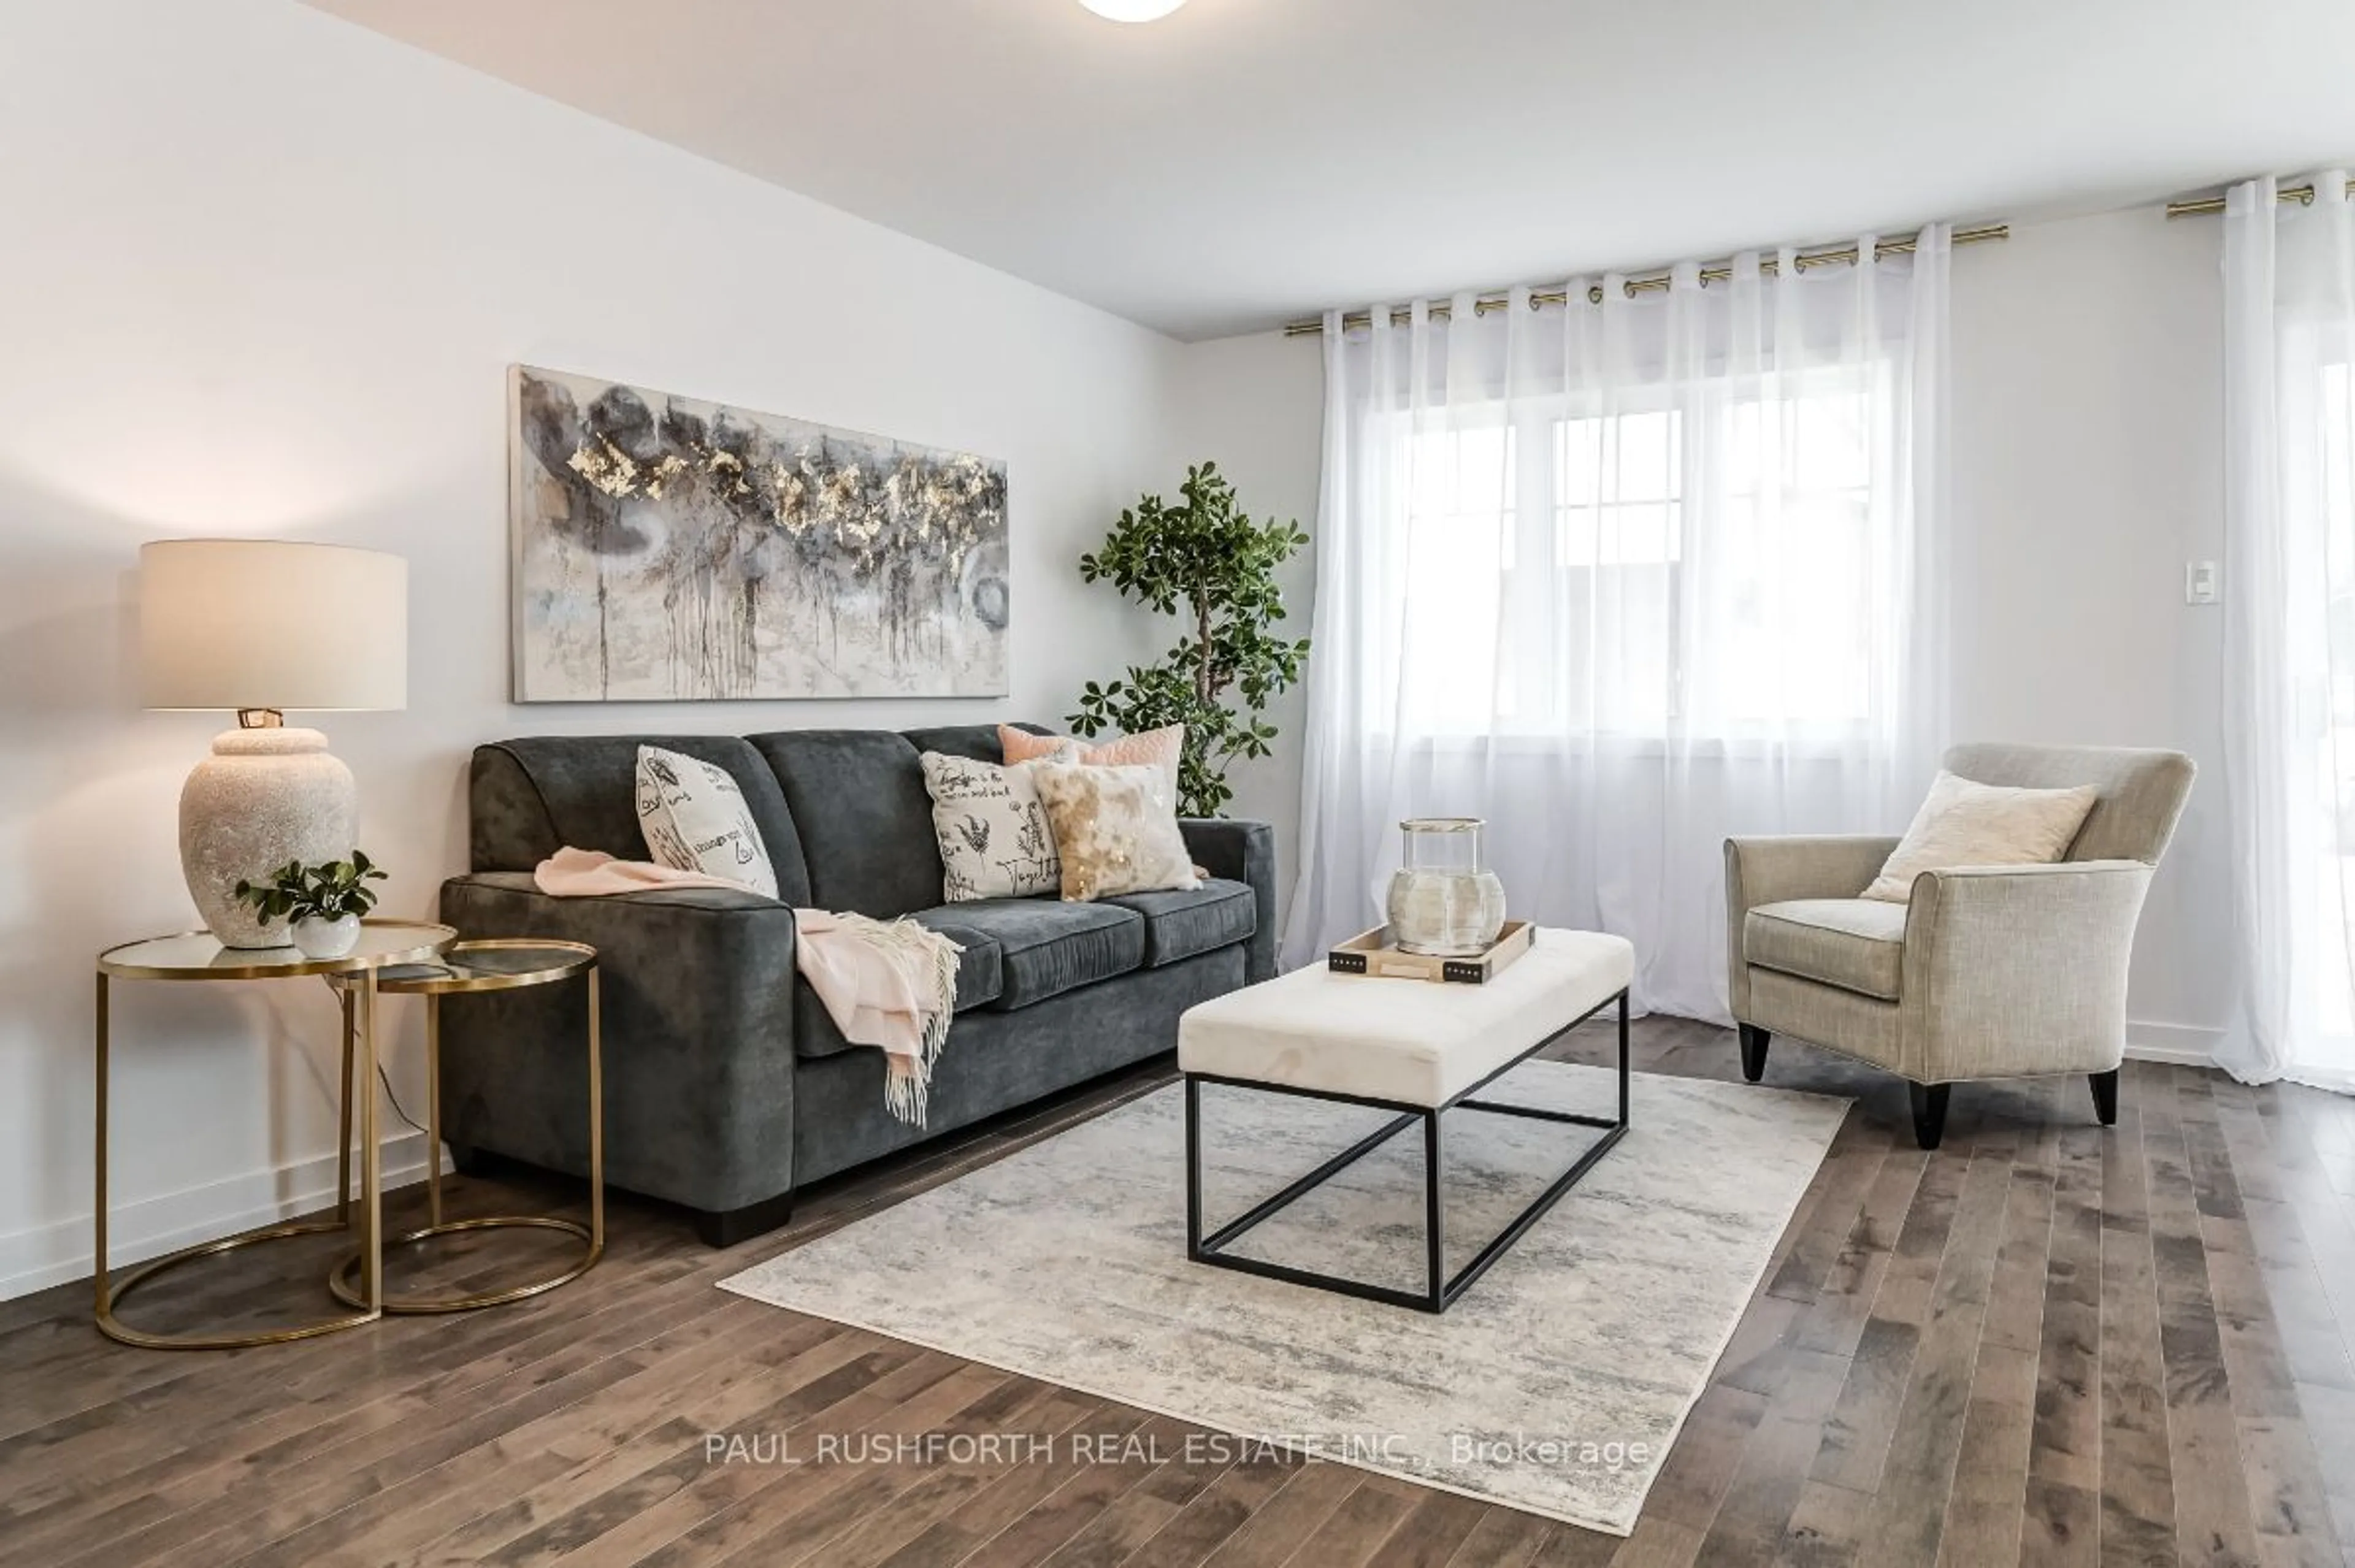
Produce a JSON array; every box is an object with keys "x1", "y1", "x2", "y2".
[
  {"x1": 140, "y1": 540, "x2": 408, "y2": 712},
  {"x1": 1080, "y1": 0, "x2": 1187, "y2": 18}
]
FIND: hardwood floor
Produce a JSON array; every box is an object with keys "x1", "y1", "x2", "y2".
[{"x1": 4, "y1": 1019, "x2": 2353, "y2": 1567}]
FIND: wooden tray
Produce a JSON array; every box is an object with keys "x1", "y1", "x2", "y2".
[{"x1": 1327, "y1": 920, "x2": 1534, "y2": 984}]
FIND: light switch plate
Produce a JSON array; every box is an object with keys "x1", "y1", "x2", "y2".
[{"x1": 2186, "y1": 560, "x2": 2219, "y2": 605}]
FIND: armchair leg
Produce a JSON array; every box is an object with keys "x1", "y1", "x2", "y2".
[
  {"x1": 1737, "y1": 1025, "x2": 1771, "y2": 1084},
  {"x1": 1909, "y1": 1082, "x2": 1951, "y2": 1152},
  {"x1": 2089, "y1": 1069, "x2": 2120, "y2": 1127}
]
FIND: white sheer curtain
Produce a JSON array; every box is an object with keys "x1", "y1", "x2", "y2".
[
  {"x1": 2218, "y1": 171, "x2": 2355, "y2": 1093},
  {"x1": 1284, "y1": 234, "x2": 1951, "y2": 1022}
]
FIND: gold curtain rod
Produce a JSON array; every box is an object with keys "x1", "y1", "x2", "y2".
[
  {"x1": 1282, "y1": 222, "x2": 2010, "y2": 339},
  {"x1": 2165, "y1": 181, "x2": 2346, "y2": 218}
]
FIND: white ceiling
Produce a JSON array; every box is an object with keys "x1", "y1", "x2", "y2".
[{"x1": 306, "y1": 0, "x2": 2355, "y2": 341}]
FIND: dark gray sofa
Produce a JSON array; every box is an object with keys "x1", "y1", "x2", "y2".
[{"x1": 436, "y1": 722, "x2": 1276, "y2": 1245}]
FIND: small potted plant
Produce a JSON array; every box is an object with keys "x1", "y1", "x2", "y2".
[{"x1": 233, "y1": 852, "x2": 388, "y2": 959}]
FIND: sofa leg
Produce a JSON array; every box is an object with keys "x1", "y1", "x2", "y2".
[
  {"x1": 2089, "y1": 1068, "x2": 2120, "y2": 1127},
  {"x1": 1737, "y1": 1025, "x2": 1771, "y2": 1083},
  {"x1": 1909, "y1": 1082, "x2": 1951, "y2": 1151},
  {"x1": 694, "y1": 1191, "x2": 796, "y2": 1249}
]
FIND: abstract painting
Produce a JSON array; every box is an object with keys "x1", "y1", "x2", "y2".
[{"x1": 509, "y1": 365, "x2": 1009, "y2": 701}]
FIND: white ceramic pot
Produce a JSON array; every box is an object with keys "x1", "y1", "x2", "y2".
[{"x1": 291, "y1": 913, "x2": 361, "y2": 960}]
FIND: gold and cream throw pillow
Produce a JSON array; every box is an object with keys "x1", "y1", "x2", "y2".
[
  {"x1": 1030, "y1": 762, "x2": 1201, "y2": 902},
  {"x1": 634, "y1": 744, "x2": 779, "y2": 898},
  {"x1": 919, "y1": 752, "x2": 1060, "y2": 901},
  {"x1": 1861, "y1": 770, "x2": 2100, "y2": 903}
]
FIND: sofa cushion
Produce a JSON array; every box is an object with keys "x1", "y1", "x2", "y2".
[
  {"x1": 1745, "y1": 898, "x2": 1909, "y2": 1001},
  {"x1": 911, "y1": 897, "x2": 1146, "y2": 1011},
  {"x1": 906, "y1": 912, "x2": 1008, "y2": 1012},
  {"x1": 1102, "y1": 879, "x2": 1257, "y2": 968},
  {"x1": 747, "y1": 730, "x2": 943, "y2": 919},
  {"x1": 794, "y1": 909, "x2": 1004, "y2": 1060},
  {"x1": 470, "y1": 736, "x2": 811, "y2": 904}
]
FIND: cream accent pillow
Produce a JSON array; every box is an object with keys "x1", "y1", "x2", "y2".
[
  {"x1": 919, "y1": 751, "x2": 1061, "y2": 901},
  {"x1": 1862, "y1": 771, "x2": 2100, "y2": 903},
  {"x1": 1000, "y1": 724, "x2": 1184, "y2": 796},
  {"x1": 1030, "y1": 762, "x2": 1201, "y2": 902},
  {"x1": 634, "y1": 745, "x2": 779, "y2": 898}
]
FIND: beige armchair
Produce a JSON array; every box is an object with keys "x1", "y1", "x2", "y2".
[{"x1": 1725, "y1": 743, "x2": 2195, "y2": 1149}]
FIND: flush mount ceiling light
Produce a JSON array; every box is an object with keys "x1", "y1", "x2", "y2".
[{"x1": 1079, "y1": 0, "x2": 1187, "y2": 20}]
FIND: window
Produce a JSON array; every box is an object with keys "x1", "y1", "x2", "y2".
[
  {"x1": 1557, "y1": 408, "x2": 1680, "y2": 567},
  {"x1": 1396, "y1": 421, "x2": 1519, "y2": 725},
  {"x1": 1718, "y1": 385, "x2": 1879, "y2": 725},
  {"x1": 1385, "y1": 368, "x2": 1885, "y2": 740}
]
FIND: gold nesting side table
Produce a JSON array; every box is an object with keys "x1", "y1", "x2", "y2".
[
  {"x1": 94, "y1": 919, "x2": 458, "y2": 1350},
  {"x1": 324, "y1": 939, "x2": 603, "y2": 1314}
]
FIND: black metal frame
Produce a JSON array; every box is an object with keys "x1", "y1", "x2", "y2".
[{"x1": 1184, "y1": 987, "x2": 1630, "y2": 1314}]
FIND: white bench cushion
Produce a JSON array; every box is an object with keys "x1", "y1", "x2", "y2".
[{"x1": 1178, "y1": 929, "x2": 1635, "y2": 1107}]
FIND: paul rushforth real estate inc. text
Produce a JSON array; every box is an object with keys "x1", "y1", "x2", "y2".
[{"x1": 702, "y1": 1429, "x2": 1655, "y2": 1471}]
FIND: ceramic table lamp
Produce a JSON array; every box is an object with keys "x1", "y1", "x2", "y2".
[{"x1": 140, "y1": 540, "x2": 408, "y2": 948}]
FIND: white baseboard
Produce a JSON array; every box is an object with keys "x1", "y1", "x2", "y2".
[
  {"x1": 0, "y1": 1133, "x2": 444, "y2": 1304},
  {"x1": 2124, "y1": 1020, "x2": 2225, "y2": 1068}
]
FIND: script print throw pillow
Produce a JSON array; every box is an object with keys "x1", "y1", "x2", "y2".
[
  {"x1": 920, "y1": 752, "x2": 1061, "y2": 901},
  {"x1": 634, "y1": 745, "x2": 779, "y2": 898}
]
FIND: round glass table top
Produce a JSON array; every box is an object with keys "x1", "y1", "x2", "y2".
[
  {"x1": 329, "y1": 938, "x2": 596, "y2": 995},
  {"x1": 97, "y1": 920, "x2": 457, "y2": 981}
]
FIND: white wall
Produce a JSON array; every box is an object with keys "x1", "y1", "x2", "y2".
[
  {"x1": 1171, "y1": 206, "x2": 2239, "y2": 1055},
  {"x1": 0, "y1": 0, "x2": 1184, "y2": 1299},
  {"x1": 1168, "y1": 332, "x2": 1325, "y2": 911},
  {"x1": 1947, "y1": 207, "x2": 2231, "y2": 1057}
]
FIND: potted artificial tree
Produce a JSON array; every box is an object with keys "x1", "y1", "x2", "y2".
[{"x1": 1071, "y1": 463, "x2": 1310, "y2": 817}]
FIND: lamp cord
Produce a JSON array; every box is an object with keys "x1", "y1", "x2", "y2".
[{"x1": 373, "y1": 1061, "x2": 429, "y2": 1139}]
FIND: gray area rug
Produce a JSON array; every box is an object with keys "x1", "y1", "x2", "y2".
[{"x1": 721, "y1": 1063, "x2": 1849, "y2": 1534}]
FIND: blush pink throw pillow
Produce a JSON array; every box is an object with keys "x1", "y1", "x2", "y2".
[{"x1": 1000, "y1": 724, "x2": 1184, "y2": 792}]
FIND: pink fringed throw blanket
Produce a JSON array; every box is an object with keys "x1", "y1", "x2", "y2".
[{"x1": 534, "y1": 847, "x2": 961, "y2": 1125}]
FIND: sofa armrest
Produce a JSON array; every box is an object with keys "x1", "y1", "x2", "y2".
[
  {"x1": 1180, "y1": 819, "x2": 1277, "y2": 982},
  {"x1": 1897, "y1": 859, "x2": 2153, "y2": 1082},
  {"x1": 1724, "y1": 836, "x2": 1901, "y2": 1017},
  {"x1": 435, "y1": 872, "x2": 802, "y2": 1214}
]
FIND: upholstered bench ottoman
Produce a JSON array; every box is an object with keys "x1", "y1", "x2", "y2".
[{"x1": 1177, "y1": 927, "x2": 1635, "y2": 1313}]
